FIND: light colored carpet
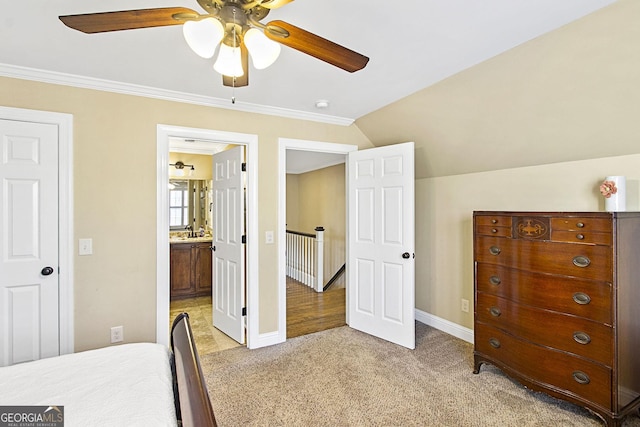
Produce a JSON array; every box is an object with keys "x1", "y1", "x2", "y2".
[{"x1": 201, "y1": 323, "x2": 640, "y2": 426}]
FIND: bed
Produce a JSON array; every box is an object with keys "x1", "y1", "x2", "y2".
[{"x1": 0, "y1": 312, "x2": 216, "y2": 427}]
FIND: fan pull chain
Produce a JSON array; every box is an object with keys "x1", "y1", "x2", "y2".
[{"x1": 231, "y1": 8, "x2": 237, "y2": 104}]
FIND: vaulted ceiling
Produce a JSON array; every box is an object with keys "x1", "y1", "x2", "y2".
[
  {"x1": 0, "y1": 0, "x2": 616, "y2": 122},
  {"x1": 356, "y1": 0, "x2": 640, "y2": 178},
  {"x1": 2, "y1": 0, "x2": 632, "y2": 178}
]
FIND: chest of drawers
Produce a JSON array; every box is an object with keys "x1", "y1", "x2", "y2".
[{"x1": 473, "y1": 211, "x2": 640, "y2": 426}]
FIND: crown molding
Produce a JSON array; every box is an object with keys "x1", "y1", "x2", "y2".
[{"x1": 0, "y1": 63, "x2": 354, "y2": 126}]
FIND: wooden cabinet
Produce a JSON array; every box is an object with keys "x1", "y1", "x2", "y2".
[
  {"x1": 473, "y1": 211, "x2": 640, "y2": 426},
  {"x1": 170, "y1": 241, "x2": 212, "y2": 299}
]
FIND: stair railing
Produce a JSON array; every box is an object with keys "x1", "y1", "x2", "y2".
[{"x1": 286, "y1": 226, "x2": 324, "y2": 292}]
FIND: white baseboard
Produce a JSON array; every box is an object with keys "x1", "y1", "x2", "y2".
[
  {"x1": 415, "y1": 308, "x2": 474, "y2": 344},
  {"x1": 252, "y1": 309, "x2": 474, "y2": 349}
]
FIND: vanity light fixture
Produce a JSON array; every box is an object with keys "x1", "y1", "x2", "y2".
[{"x1": 170, "y1": 161, "x2": 195, "y2": 177}]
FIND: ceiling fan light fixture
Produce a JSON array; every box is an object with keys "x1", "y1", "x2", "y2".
[
  {"x1": 213, "y1": 43, "x2": 245, "y2": 77},
  {"x1": 183, "y1": 18, "x2": 224, "y2": 59},
  {"x1": 244, "y1": 28, "x2": 281, "y2": 70}
]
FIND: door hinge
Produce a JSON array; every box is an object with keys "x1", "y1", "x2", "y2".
[
  {"x1": 242, "y1": 235, "x2": 246, "y2": 244},
  {"x1": 242, "y1": 307, "x2": 247, "y2": 316},
  {"x1": 241, "y1": 162, "x2": 246, "y2": 172}
]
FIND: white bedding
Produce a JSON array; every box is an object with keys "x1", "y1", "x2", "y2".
[{"x1": 0, "y1": 343, "x2": 177, "y2": 427}]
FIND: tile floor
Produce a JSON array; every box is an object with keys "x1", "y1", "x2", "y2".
[{"x1": 170, "y1": 296, "x2": 241, "y2": 356}]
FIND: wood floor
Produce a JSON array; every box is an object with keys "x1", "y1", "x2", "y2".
[
  {"x1": 170, "y1": 277, "x2": 345, "y2": 355},
  {"x1": 286, "y1": 277, "x2": 346, "y2": 339}
]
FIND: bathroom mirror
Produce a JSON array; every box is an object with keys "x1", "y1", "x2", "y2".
[{"x1": 169, "y1": 179, "x2": 210, "y2": 231}]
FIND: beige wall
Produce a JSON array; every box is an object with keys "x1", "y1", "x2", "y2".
[
  {"x1": 417, "y1": 154, "x2": 640, "y2": 329},
  {"x1": 285, "y1": 174, "x2": 300, "y2": 231},
  {"x1": 287, "y1": 164, "x2": 346, "y2": 288},
  {"x1": 0, "y1": 76, "x2": 373, "y2": 351}
]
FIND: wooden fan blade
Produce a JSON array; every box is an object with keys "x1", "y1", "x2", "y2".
[
  {"x1": 59, "y1": 7, "x2": 200, "y2": 34},
  {"x1": 223, "y1": 43, "x2": 249, "y2": 88},
  {"x1": 265, "y1": 20, "x2": 369, "y2": 72},
  {"x1": 260, "y1": 0, "x2": 295, "y2": 9}
]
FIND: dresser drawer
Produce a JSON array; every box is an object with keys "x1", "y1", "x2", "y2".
[
  {"x1": 476, "y1": 224, "x2": 512, "y2": 237},
  {"x1": 550, "y1": 230, "x2": 612, "y2": 245},
  {"x1": 475, "y1": 236, "x2": 612, "y2": 282},
  {"x1": 475, "y1": 264, "x2": 612, "y2": 324},
  {"x1": 476, "y1": 293, "x2": 613, "y2": 366},
  {"x1": 475, "y1": 325, "x2": 612, "y2": 410},
  {"x1": 475, "y1": 215, "x2": 512, "y2": 228},
  {"x1": 551, "y1": 217, "x2": 612, "y2": 233}
]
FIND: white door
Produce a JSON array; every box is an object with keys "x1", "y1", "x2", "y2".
[
  {"x1": 0, "y1": 119, "x2": 60, "y2": 366},
  {"x1": 347, "y1": 142, "x2": 415, "y2": 349},
  {"x1": 212, "y1": 146, "x2": 245, "y2": 344}
]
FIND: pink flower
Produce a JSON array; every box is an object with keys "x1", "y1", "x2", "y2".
[{"x1": 600, "y1": 180, "x2": 618, "y2": 198}]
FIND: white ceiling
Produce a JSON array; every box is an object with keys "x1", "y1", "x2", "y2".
[
  {"x1": 0, "y1": 0, "x2": 617, "y2": 125},
  {"x1": 286, "y1": 150, "x2": 345, "y2": 174}
]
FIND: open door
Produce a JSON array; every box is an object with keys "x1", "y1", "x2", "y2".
[
  {"x1": 212, "y1": 145, "x2": 246, "y2": 344},
  {"x1": 347, "y1": 142, "x2": 415, "y2": 349}
]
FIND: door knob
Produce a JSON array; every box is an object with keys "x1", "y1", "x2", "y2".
[
  {"x1": 402, "y1": 252, "x2": 410, "y2": 259},
  {"x1": 41, "y1": 266, "x2": 54, "y2": 276}
]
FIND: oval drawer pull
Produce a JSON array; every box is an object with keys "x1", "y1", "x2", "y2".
[
  {"x1": 576, "y1": 222, "x2": 585, "y2": 228},
  {"x1": 489, "y1": 307, "x2": 502, "y2": 317},
  {"x1": 572, "y1": 370, "x2": 590, "y2": 385},
  {"x1": 572, "y1": 292, "x2": 591, "y2": 305},
  {"x1": 489, "y1": 246, "x2": 501, "y2": 256},
  {"x1": 491, "y1": 228, "x2": 498, "y2": 233},
  {"x1": 572, "y1": 255, "x2": 591, "y2": 268},
  {"x1": 491, "y1": 219, "x2": 498, "y2": 224},
  {"x1": 489, "y1": 276, "x2": 501, "y2": 286},
  {"x1": 489, "y1": 338, "x2": 501, "y2": 349},
  {"x1": 576, "y1": 233, "x2": 585, "y2": 240},
  {"x1": 573, "y1": 331, "x2": 591, "y2": 345}
]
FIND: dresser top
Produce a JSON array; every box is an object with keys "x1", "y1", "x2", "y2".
[{"x1": 474, "y1": 211, "x2": 640, "y2": 218}]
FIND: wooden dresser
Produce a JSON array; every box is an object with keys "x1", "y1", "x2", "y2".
[{"x1": 473, "y1": 211, "x2": 640, "y2": 426}]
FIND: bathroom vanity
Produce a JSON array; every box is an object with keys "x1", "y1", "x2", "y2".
[{"x1": 170, "y1": 238, "x2": 213, "y2": 299}]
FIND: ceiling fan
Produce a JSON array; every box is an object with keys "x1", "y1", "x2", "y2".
[{"x1": 59, "y1": 0, "x2": 369, "y2": 88}]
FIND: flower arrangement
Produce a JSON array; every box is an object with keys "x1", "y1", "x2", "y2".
[{"x1": 600, "y1": 180, "x2": 618, "y2": 199}]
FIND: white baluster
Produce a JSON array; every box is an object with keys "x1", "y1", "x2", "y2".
[{"x1": 315, "y1": 227, "x2": 324, "y2": 292}]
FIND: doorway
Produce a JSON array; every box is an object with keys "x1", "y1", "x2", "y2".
[
  {"x1": 277, "y1": 138, "x2": 357, "y2": 342},
  {"x1": 279, "y1": 139, "x2": 416, "y2": 349},
  {"x1": 167, "y1": 148, "x2": 241, "y2": 355},
  {"x1": 156, "y1": 125, "x2": 259, "y2": 348}
]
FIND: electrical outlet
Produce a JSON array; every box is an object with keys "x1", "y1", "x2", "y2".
[
  {"x1": 461, "y1": 299, "x2": 470, "y2": 313},
  {"x1": 110, "y1": 326, "x2": 124, "y2": 343},
  {"x1": 265, "y1": 231, "x2": 274, "y2": 244}
]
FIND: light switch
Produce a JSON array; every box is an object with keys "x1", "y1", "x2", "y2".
[
  {"x1": 265, "y1": 231, "x2": 274, "y2": 244},
  {"x1": 79, "y1": 238, "x2": 93, "y2": 255}
]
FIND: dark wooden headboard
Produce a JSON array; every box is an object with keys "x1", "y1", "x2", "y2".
[{"x1": 170, "y1": 312, "x2": 217, "y2": 427}]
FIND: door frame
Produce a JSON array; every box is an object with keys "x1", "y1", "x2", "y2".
[
  {"x1": 156, "y1": 124, "x2": 259, "y2": 348},
  {"x1": 277, "y1": 138, "x2": 357, "y2": 342},
  {"x1": 0, "y1": 105, "x2": 74, "y2": 355}
]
